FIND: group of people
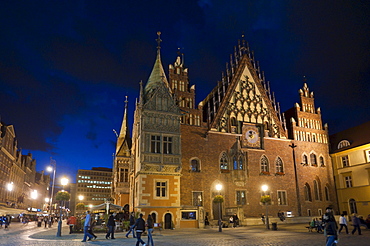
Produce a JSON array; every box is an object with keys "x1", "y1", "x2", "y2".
[
  {"x1": 229, "y1": 213, "x2": 239, "y2": 228},
  {"x1": 0, "y1": 215, "x2": 11, "y2": 229},
  {"x1": 319, "y1": 207, "x2": 370, "y2": 246},
  {"x1": 81, "y1": 211, "x2": 155, "y2": 246}
]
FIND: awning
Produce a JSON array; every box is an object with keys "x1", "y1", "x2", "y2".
[
  {"x1": 90, "y1": 202, "x2": 124, "y2": 214},
  {"x1": 0, "y1": 206, "x2": 28, "y2": 215}
]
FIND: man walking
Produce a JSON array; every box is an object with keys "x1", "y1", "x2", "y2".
[
  {"x1": 106, "y1": 213, "x2": 116, "y2": 239},
  {"x1": 338, "y1": 214, "x2": 349, "y2": 234},
  {"x1": 133, "y1": 213, "x2": 146, "y2": 246},
  {"x1": 81, "y1": 211, "x2": 94, "y2": 242},
  {"x1": 126, "y1": 212, "x2": 136, "y2": 238},
  {"x1": 351, "y1": 213, "x2": 362, "y2": 235}
]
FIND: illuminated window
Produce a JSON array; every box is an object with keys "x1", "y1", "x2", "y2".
[
  {"x1": 155, "y1": 181, "x2": 167, "y2": 197},
  {"x1": 261, "y1": 155, "x2": 269, "y2": 172},
  {"x1": 220, "y1": 152, "x2": 228, "y2": 170},
  {"x1": 192, "y1": 191, "x2": 203, "y2": 206},
  {"x1": 275, "y1": 157, "x2": 284, "y2": 173},
  {"x1": 236, "y1": 190, "x2": 246, "y2": 205},
  {"x1": 338, "y1": 140, "x2": 350, "y2": 149},
  {"x1": 163, "y1": 136, "x2": 172, "y2": 154},
  {"x1": 151, "y1": 135, "x2": 161, "y2": 153},
  {"x1": 344, "y1": 175, "x2": 352, "y2": 188},
  {"x1": 277, "y1": 190, "x2": 287, "y2": 205},
  {"x1": 341, "y1": 155, "x2": 349, "y2": 167}
]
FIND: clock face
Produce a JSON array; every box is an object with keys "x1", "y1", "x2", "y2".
[{"x1": 246, "y1": 130, "x2": 259, "y2": 144}]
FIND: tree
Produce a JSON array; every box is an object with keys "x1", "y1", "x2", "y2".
[
  {"x1": 55, "y1": 191, "x2": 71, "y2": 201},
  {"x1": 260, "y1": 195, "x2": 271, "y2": 204},
  {"x1": 76, "y1": 203, "x2": 85, "y2": 210}
]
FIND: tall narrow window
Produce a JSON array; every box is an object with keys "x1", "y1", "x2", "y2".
[
  {"x1": 277, "y1": 190, "x2": 287, "y2": 205},
  {"x1": 220, "y1": 152, "x2": 228, "y2": 170},
  {"x1": 238, "y1": 156, "x2": 243, "y2": 170},
  {"x1": 275, "y1": 157, "x2": 284, "y2": 173},
  {"x1": 302, "y1": 155, "x2": 308, "y2": 165},
  {"x1": 304, "y1": 183, "x2": 312, "y2": 201},
  {"x1": 325, "y1": 186, "x2": 330, "y2": 201},
  {"x1": 342, "y1": 155, "x2": 349, "y2": 167},
  {"x1": 320, "y1": 156, "x2": 325, "y2": 167},
  {"x1": 313, "y1": 180, "x2": 320, "y2": 200},
  {"x1": 310, "y1": 154, "x2": 317, "y2": 166},
  {"x1": 156, "y1": 181, "x2": 167, "y2": 197},
  {"x1": 151, "y1": 135, "x2": 161, "y2": 153},
  {"x1": 119, "y1": 168, "x2": 129, "y2": 182},
  {"x1": 261, "y1": 155, "x2": 269, "y2": 173},
  {"x1": 163, "y1": 136, "x2": 173, "y2": 154},
  {"x1": 344, "y1": 175, "x2": 352, "y2": 188},
  {"x1": 236, "y1": 190, "x2": 246, "y2": 205},
  {"x1": 190, "y1": 159, "x2": 200, "y2": 172},
  {"x1": 192, "y1": 191, "x2": 203, "y2": 206},
  {"x1": 349, "y1": 199, "x2": 357, "y2": 214}
]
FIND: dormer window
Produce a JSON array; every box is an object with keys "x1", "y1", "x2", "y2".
[{"x1": 338, "y1": 140, "x2": 350, "y2": 149}]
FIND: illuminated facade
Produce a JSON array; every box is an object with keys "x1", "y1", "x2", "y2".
[
  {"x1": 330, "y1": 121, "x2": 370, "y2": 217},
  {"x1": 113, "y1": 34, "x2": 338, "y2": 228},
  {"x1": 76, "y1": 167, "x2": 112, "y2": 207}
]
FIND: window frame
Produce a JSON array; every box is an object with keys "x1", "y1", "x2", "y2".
[{"x1": 277, "y1": 190, "x2": 287, "y2": 205}]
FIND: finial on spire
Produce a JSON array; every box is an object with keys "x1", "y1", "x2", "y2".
[
  {"x1": 124, "y1": 96, "x2": 128, "y2": 108},
  {"x1": 156, "y1": 31, "x2": 162, "y2": 49},
  {"x1": 303, "y1": 75, "x2": 307, "y2": 82}
]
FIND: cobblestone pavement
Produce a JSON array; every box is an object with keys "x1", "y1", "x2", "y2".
[{"x1": 0, "y1": 222, "x2": 369, "y2": 245}]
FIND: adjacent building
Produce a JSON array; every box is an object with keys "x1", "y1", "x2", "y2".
[
  {"x1": 113, "y1": 33, "x2": 338, "y2": 228},
  {"x1": 330, "y1": 121, "x2": 370, "y2": 217},
  {"x1": 76, "y1": 167, "x2": 113, "y2": 208}
]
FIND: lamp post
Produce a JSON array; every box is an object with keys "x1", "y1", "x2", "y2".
[
  {"x1": 57, "y1": 177, "x2": 69, "y2": 237},
  {"x1": 289, "y1": 142, "x2": 302, "y2": 216},
  {"x1": 261, "y1": 185, "x2": 270, "y2": 230},
  {"x1": 215, "y1": 184, "x2": 223, "y2": 232},
  {"x1": 47, "y1": 158, "x2": 56, "y2": 216}
]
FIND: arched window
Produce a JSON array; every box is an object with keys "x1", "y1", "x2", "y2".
[
  {"x1": 304, "y1": 183, "x2": 312, "y2": 201},
  {"x1": 338, "y1": 140, "x2": 350, "y2": 149},
  {"x1": 313, "y1": 180, "x2": 321, "y2": 200},
  {"x1": 310, "y1": 153, "x2": 317, "y2": 166},
  {"x1": 302, "y1": 155, "x2": 308, "y2": 165},
  {"x1": 238, "y1": 156, "x2": 243, "y2": 170},
  {"x1": 220, "y1": 152, "x2": 228, "y2": 170},
  {"x1": 325, "y1": 185, "x2": 330, "y2": 201},
  {"x1": 320, "y1": 156, "x2": 325, "y2": 167},
  {"x1": 233, "y1": 156, "x2": 243, "y2": 170},
  {"x1": 275, "y1": 157, "x2": 284, "y2": 173},
  {"x1": 349, "y1": 199, "x2": 357, "y2": 214},
  {"x1": 261, "y1": 155, "x2": 269, "y2": 173},
  {"x1": 190, "y1": 159, "x2": 200, "y2": 172}
]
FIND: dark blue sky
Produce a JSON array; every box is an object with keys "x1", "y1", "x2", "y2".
[{"x1": 1, "y1": 0, "x2": 369, "y2": 182}]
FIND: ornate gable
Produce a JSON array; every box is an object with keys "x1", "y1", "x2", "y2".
[{"x1": 204, "y1": 40, "x2": 287, "y2": 138}]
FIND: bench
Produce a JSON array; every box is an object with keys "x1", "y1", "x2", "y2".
[{"x1": 306, "y1": 226, "x2": 316, "y2": 232}]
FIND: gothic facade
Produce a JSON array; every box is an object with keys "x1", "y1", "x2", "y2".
[{"x1": 113, "y1": 34, "x2": 337, "y2": 228}]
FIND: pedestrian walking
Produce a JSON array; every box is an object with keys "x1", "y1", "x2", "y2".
[
  {"x1": 338, "y1": 214, "x2": 349, "y2": 234},
  {"x1": 132, "y1": 213, "x2": 146, "y2": 246},
  {"x1": 126, "y1": 212, "x2": 136, "y2": 238},
  {"x1": 81, "y1": 211, "x2": 94, "y2": 242},
  {"x1": 147, "y1": 214, "x2": 154, "y2": 246},
  {"x1": 67, "y1": 215, "x2": 76, "y2": 233},
  {"x1": 351, "y1": 213, "x2": 362, "y2": 235},
  {"x1": 88, "y1": 219, "x2": 97, "y2": 240},
  {"x1": 106, "y1": 213, "x2": 116, "y2": 239},
  {"x1": 323, "y1": 207, "x2": 338, "y2": 246}
]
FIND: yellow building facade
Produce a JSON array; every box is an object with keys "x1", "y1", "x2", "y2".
[{"x1": 330, "y1": 121, "x2": 370, "y2": 217}]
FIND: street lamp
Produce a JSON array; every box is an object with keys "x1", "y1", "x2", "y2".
[
  {"x1": 78, "y1": 195, "x2": 84, "y2": 201},
  {"x1": 57, "y1": 177, "x2": 69, "y2": 237},
  {"x1": 47, "y1": 158, "x2": 56, "y2": 216},
  {"x1": 215, "y1": 184, "x2": 223, "y2": 232},
  {"x1": 261, "y1": 185, "x2": 270, "y2": 230}
]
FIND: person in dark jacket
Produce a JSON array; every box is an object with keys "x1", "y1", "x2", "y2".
[
  {"x1": 133, "y1": 213, "x2": 146, "y2": 246},
  {"x1": 323, "y1": 207, "x2": 338, "y2": 246},
  {"x1": 126, "y1": 212, "x2": 136, "y2": 238},
  {"x1": 106, "y1": 213, "x2": 116, "y2": 239},
  {"x1": 147, "y1": 214, "x2": 154, "y2": 246},
  {"x1": 351, "y1": 213, "x2": 362, "y2": 235}
]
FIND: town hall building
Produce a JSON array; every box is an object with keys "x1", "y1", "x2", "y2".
[{"x1": 113, "y1": 32, "x2": 337, "y2": 228}]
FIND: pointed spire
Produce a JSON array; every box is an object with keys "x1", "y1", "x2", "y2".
[
  {"x1": 116, "y1": 97, "x2": 131, "y2": 155},
  {"x1": 144, "y1": 31, "x2": 171, "y2": 97}
]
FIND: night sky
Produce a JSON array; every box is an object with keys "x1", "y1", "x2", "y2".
[{"x1": 1, "y1": 1, "x2": 369, "y2": 183}]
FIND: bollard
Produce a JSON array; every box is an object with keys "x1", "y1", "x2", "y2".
[{"x1": 271, "y1": 222, "x2": 277, "y2": 230}]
